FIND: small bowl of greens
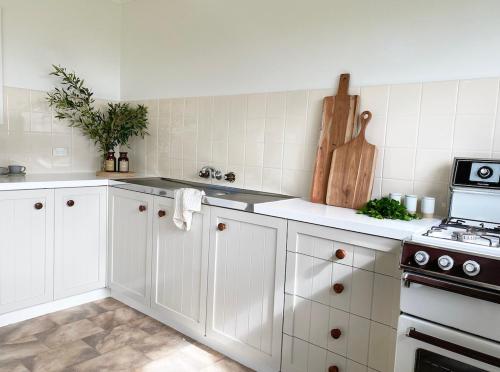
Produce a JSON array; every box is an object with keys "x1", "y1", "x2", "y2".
[{"x1": 358, "y1": 197, "x2": 420, "y2": 221}]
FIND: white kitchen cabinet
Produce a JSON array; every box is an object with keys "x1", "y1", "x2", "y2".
[
  {"x1": 206, "y1": 207, "x2": 287, "y2": 372},
  {"x1": 54, "y1": 187, "x2": 107, "y2": 299},
  {"x1": 151, "y1": 196, "x2": 209, "y2": 336},
  {"x1": 0, "y1": 189, "x2": 54, "y2": 314},
  {"x1": 284, "y1": 220, "x2": 401, "y2": 372},
  {"x1": 108, "y1": 187, "x2": 153, "y2": 306}
]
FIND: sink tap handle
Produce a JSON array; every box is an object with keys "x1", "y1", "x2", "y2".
[
  {"x1": 214, "y1": 170, "x2": 223, "y2": 180},
  {"x1": 199, "y1": 169, "x2": 211, "y2": 178},
  {"x1": 224, "y1": 172, "x2": 236, "y2": 183}
]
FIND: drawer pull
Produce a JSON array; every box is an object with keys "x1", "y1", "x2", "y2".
[
  {"x1": 330, "y1": 328, "x2": 342, "y2": 339},
  {"x1": 328, "y1": 366, "x2": 339, "y2": 372},
  {"x1": 66, "y1": 200, "x2": 75, "y2": 207},
  {"x1": 217, "y1": 223, "x2": 226, "y2": 231},
  {"x1": 139, "y1": 205, "x2": 147, "y2": 212},
  {"x1": 333, "y1": 283, "x2": 344, "y2": 293},
  {"x1": 158, "y1": 210, "x2": 166, "y2": 218},
  {"x1": 335, "y1": 249, "x2": 346, "y2": 259},
  {"x1": 34, "y1": 202, "x2": 43, "y2": 210}
]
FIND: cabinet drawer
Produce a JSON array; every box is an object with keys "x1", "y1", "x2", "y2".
[
  {"x1": 287, "y1": 221, "x2": 400, "y2": 277},
  {"x1": 282, "y1": 334, "x2": 370, "y2": 372},
  {"x1": 285, "y1": 252, "x2": 375, "y2": 317},
  {"x1": 285, "y1": 252, "x2": 400, "y2": 327},
  {"x1": 284, "y1": 294, "x2": 370, "y2": 365}
]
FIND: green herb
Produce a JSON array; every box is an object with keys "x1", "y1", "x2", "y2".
[
  {"x1": 47, "y1": 65, "x2": 149, "y2": 159},
  {"x1": 357, "y1": 197, "x2": 420, "y2": 220}
]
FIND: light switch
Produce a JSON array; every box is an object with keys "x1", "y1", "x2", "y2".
[{"x1": 53, "y1": 147, "x2": 68, "y2": 156}]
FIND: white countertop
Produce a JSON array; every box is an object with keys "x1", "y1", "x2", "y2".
[
  {"x1": 0, "y1": 173, "x2": 114, "y2": 190},
  {"x1": 0, "y1": 173, "x2": 440, "y2": 240},
  {"x1": 254, "y1": 198, "x2": 440, "y2": 240}
]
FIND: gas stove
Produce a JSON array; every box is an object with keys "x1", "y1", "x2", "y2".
[{"x1": 396, "y1": 159, "x2": 500, "y2": 372}]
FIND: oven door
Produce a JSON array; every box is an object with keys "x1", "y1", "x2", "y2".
[
  {"x1": 400, "y1": 271, "x2": 500, "y2": 341},
  {"x1": 396, "y1": 315, "x2": 500, "y2": 372}
]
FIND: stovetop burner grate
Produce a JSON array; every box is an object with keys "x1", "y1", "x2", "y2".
[{"x1": 422, "y1": 218, "x2": 500, "y2": 247}]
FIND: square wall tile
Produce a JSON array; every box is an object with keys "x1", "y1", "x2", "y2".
[
  {"x1": 266, "y1": 92, "x2": 286, "y2": 117},
  {"x1": 262, "y1": 167, "x2": 282, "y2": 193},
  {"x1": 417, "y1": 114, "x2": 454, "y2": 150},
  {"x1": 457, "y1": 78, "x2": 499, "y2": 115},
  {"x1": 244, "y1": 166, "x2": 263, "y2": 190},
  {"x1": 286, "y1": 90, "x2": 308, "y2": 117},
  {"x1": 6, "y1": 87, "x2": 30, "y2": 112},
  {"x1": 388, "y1": 83, "x2": 421, "y2": 116},
  {"x1": 245, "y1": 142, "x2": 264, "y2": 167},
  {"x1": 263, "y1": 142, "x2": 283, "y2": 168},
  {"x1": 282, "y1": 143, "x2": 304, "y2": 170},
  {"x1": 414, "y1": 149, "x2": 452, "y2": 183},
  {"x1": 284, "y1": 115, "x2": 307, "y2": 145},
  {"x1": 246, "y1": 118, "x2": 265, "y2": 142},
  {"x1": 453, "y1": 115, "x2": 495, "y2": 152},
  {"x1": 383, "y1": 147, "x2": 415, "y2": 180},
  {"x1": 247, "y1": 93, "x2": 266, "y2": 118},
  {"x1": 364, "y1": 115, "x2": 386, "y2": 147},
  {"x1": 381, "y1": 179, "x2": 414, "y2": 198},
  {"x1": 265, "y1": 117, "x2": 285, "y2": 143},
  {"x1": 420, "y1": 81, "x2": 458, "y2": 115},
  {"x1": 360, "y1": 85, "x2": 389, "y2": 115},
  {"x1": 385, "y1": 115, "x2": 419, "y2": 148},
  {"x1": 30, "y1": 90, "x2": 51, "y2": 113}
]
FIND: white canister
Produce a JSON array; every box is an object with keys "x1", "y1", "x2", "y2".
[
  {"x1": 389, "y1": 192, "x2": 402, "y2": 203},
  {"x1": 421, "y1": 196, "x2": 436, "y2": 218},
  {"x1": 404, "y1": 195, "x2": 418, "y2": 214}
]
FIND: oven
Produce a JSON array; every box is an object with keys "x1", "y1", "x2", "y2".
[{"x1": 395, "y1": 270, "x2": 500, "y2": 372}]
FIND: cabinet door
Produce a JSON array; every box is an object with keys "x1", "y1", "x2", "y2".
[
  {"x1": 54, "y1": 187, "x2": 107, "y2": 299},
  {"x1": 151, "y1": 196, "x2": 209, "y2": 336},
  {"x1": 109, "y1": 187, "x2": 153, "y2": 306},
  {"x1": 0, "y1": 189, "x2": 54, "y2": 314},
  {"x1": 207, "y1": 207, "x2": 287, "y2": 372}
]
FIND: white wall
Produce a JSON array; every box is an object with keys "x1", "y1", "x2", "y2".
[
  {"x1": 120, "y1": 0, "x2": 500, "y2": 100},
  {"x1": 0, "y1": 0, "x2": 121, "y2": 100}
]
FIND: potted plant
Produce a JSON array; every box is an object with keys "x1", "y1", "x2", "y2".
[{"x1": 47, "y1": 65, "x2": 148, "y2": 172}]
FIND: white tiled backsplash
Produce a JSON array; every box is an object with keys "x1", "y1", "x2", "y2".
[
  {"x1": 2, "y1": 78, "x2": 500, "y2": 215},
  {"x1": 0, "y1": 87, "x2": 104, "y2": 173}
]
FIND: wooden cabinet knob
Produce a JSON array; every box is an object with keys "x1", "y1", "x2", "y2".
[
  {"x1": 330, "y1": 328, "x2": 342, "y2": 339},
  {"x1": 328, "y1": 366, "x2": 339, "y2": 372},
  {"x1": 333, "y1": 283, "x2": 344, "y2": 294},
  {"x1": 217, "y1": 223, "x2": 226, "y2": 231},
  {"x1": 66, "y1": 200, "x2": 75, "y2": 207},
  {"x1": 139, "y1": 205, "x2": 147, "y2": 212},
  {"x1": 34, "y1": 202, "x2": 43, "y2": 210},
  {"x1": 335, "y1": 249, "x2": 346, "y2": 259},
  {"x1": 158, "y1": 210, "x2": 166, "y2": 218}
]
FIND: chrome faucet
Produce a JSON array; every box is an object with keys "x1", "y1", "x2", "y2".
[
  {"x1": 199, "y1": 166, "x2": 236, "y2": 183},
  {"x1": 199, "y1": 166, "x2": 222, "y2": 180}
]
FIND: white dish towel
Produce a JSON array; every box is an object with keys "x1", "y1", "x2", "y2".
[{"x1": 173, "y1": 188, "x2": 205, "y2": 231}]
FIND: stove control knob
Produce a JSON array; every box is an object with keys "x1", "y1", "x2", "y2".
[
  {"x1": 414, "y1": 251, "x2": 430, "y2": 266},
  {"x1": 463, "y1": 260, "x2": 480, "y2": 277},
  {"x1": 438, "y1": 255, "x2": 454, "y2": 271},
  {"x1": 477, "y1": 166, "x2": 493, "y2": 179}
]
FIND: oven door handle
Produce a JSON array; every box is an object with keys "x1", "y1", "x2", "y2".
[
  {"x1": 407, "y1": 328, "x2": 500, "y2": 367},
  {"x1": 402, "y1": 272, "x2": 500, "y2": 304}
]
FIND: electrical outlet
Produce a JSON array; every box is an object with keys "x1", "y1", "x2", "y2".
[{"x1": 53, "y1": 147, "x2": 68, "y2": 157}]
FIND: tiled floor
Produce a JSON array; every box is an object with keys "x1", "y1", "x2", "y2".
[{"x1": 0, "y1": 298, "x2": 253, "y2": 372}]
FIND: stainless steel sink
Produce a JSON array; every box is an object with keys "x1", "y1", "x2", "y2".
[{"x1": 111, "y1": 177, "x2": 295, "y2": 212}]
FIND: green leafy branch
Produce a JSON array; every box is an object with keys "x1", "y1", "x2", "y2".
[{"x1": 47, "y1": 65, "x2": 148, "y2": 157}]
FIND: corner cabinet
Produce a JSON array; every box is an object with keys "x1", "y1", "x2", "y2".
[
  {"x1": 151, "y1": 196, "x2": 210, "y2": 336},
  {"x1": 54, "y1": 187, "x2": 107, "y2": 299},
  {"x1": 206, "y1": 207, "x2": 287, "y2": 372},
  {"x1": 0, "y1": 190, "x2": 54, "y2": 314},
  {"x1": 108, "y1": 187, "x2": 153, "y2": 307}
]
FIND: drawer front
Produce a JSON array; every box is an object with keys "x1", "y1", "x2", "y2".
[
  {"x1": 287, "y1": 222, "x2": 401, "y2": 278},
  {"x1": 281, "y1": 334, "x2": 370, "y2": 372},
  {"x1": 284, "y1": 294, "x2": 370, "y2": 365}
]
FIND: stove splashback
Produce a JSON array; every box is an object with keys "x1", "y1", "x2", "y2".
[
  {"x1": 449, "y1": 189, "x2": 500, "y2": 224},
  {"x1": 449, "y1": 158, "x2": 500, "y2": 224}
]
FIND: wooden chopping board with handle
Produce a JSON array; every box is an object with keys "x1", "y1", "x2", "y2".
[
  {"x1": 310, "y1": 74, "x2": 359, "y2": 203},
  {"x1": 326, "y1": 111, "x2": 376, "y2": 209}
]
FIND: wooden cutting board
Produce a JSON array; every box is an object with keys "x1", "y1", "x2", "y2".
[
  {"x1": 310, "y1": 74, "x2": 359, "y2": 203},
  {"x1": 326, "y1": 111, "x2": 376, "y2": 209}
]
